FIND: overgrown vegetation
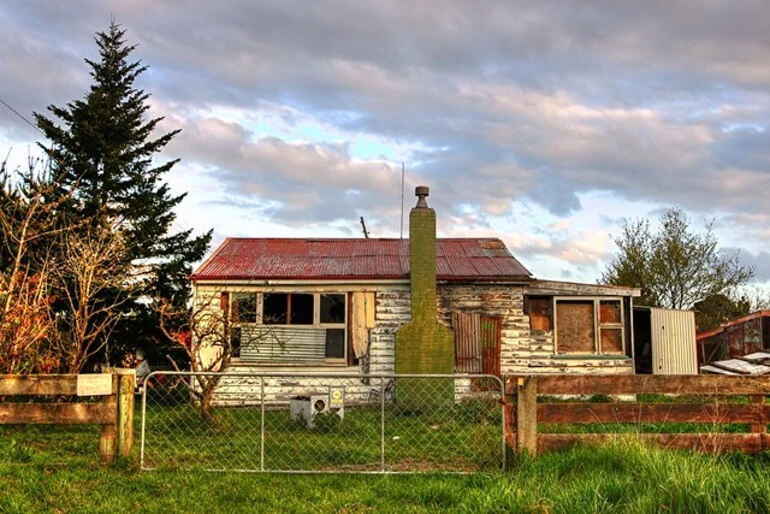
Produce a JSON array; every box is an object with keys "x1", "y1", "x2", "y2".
[{"x1": 3, "y1": 421, "x2": 770, "y2": 513}]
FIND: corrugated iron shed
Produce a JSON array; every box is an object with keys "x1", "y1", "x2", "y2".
[
  {"x1": 192, "y1": 238, "x2": 532, "y2": 282},
  {"x1": 697, "y1": 310, "x2": 770, "y2": 363}
]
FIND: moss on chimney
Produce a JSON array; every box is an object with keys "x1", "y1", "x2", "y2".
[{"x1": 395, "y1": 187, "x2": 455, "y2": 413}]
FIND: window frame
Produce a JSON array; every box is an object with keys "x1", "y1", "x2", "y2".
[
  {"x1": 229, "y1": 291, "x2": 348, "y2": 365},
  {"x1": 553, "y1": 296, "x2": 625, "y2": 356}
]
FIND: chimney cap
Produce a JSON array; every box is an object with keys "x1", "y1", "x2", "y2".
[{"x1": 415, "y1": 185, "x2": 429, "y2": 208}]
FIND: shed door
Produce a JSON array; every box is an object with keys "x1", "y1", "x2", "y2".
[{"x1": 650, "y1": 308, "x2": 697, "y2": 375}]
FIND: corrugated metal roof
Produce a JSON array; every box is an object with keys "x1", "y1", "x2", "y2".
[
  {"x1": 696, "y1": 310, "x2": 770, "y2": 341},
  {"x1": 192, "y1": 238, "x2": 532, "y2": 282}
]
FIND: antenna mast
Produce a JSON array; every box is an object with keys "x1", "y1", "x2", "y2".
[{"x1": 399, "y1": 162, "x2": 405, "y2": 239}]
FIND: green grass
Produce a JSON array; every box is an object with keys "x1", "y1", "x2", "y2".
[
  {"x1": 3, "y1": 425, "x2": 770, "y2": 513},
  {"x1": 140, "y1": 396, "x2": 503, "y2": 472}
]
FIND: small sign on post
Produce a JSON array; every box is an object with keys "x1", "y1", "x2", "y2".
[{"x1": 76, "y1": 374, "x2": 113, "y2": 397}]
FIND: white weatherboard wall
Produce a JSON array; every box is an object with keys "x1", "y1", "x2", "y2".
[
  {"x1": 191, "y1": 281, "x2": 636, "y2": 404},
  {"x1": 649, "y1": 308, "x2": 697, "y2": 375}
]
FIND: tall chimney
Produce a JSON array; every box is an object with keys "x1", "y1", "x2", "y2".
[
  {"x1": 395, "y1": 186, "x2": 455, "y2": 412},
  {"x1": 409, "y1": 186, "x2": 437, "y2": 321}
]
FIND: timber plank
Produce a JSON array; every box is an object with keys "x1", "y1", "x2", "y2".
[
  {"x1": 505, "y1": 374, "x2": 770, "y2": 396},
  {"x1": 538, "y1": 403, "x2": 769, "y2": 424},
  {"x1": 0, "y1": 403, "x2": 116, "y2": 425},
  {"x1": 0, "y1": 375, "x2": 79, "y2": 396},
  {"x1": 538, "y1": 433, "x2": 766, "y2": 454}
]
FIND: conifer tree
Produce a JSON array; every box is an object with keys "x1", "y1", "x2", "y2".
[{"x1": 34, "y1": 20, "x2": 211, "y2": 363}]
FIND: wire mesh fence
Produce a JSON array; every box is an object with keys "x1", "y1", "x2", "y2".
[{"x1": 140, "y1": 372, "x2": 505, "y2": 473}]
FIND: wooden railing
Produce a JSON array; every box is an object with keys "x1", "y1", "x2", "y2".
[
  {"x1": 505, "y1": 375, "x2": 770, "y2": 456},
  {"x1": 0, "y1": 372, "x2": 135, "y2": 462}
]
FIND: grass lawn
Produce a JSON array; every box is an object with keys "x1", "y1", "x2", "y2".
[
  {"x1": 141, "y1": 390, "x2": 503, "y2": 472},
  {"x1": 4, "y1": 422, "x2": 770, "y2": 513}
]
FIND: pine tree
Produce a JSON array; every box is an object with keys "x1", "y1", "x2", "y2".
[{"x1": 34, "y1": 20, "x2": 211, "y2": 363}]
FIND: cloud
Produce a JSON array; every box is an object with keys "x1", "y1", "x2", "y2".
[{"x1": 2, "y1": 0, "x2": 770, "y2": 285}]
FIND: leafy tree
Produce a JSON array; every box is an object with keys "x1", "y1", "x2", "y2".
[
  {"x1": 693, "y1": 293, "x2": 751, "y2": 333},
  {"x1": 33, "y1": 21, "x2": 211, "y2": 363},
  {"x1": 601, "y1": 208, "x2": 754, "y2": 310}
]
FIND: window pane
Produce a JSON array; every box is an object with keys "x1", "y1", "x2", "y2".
[
  {"x1": 601, "y1": 328, "x2": 623, "y2": 353},
  {"x1": 325, "y1": 328, "x2": 345, "y2": 358},
  {"x1": 233, "y1": 293, "x2": 257, "y2": 323},
  {"x1": 290, "y1": 294, "x2": 314, "y2": 325},
  {"x1": 263, "y1": 293, "x2": 288, "y2": 324},
  {"x1": 528, "y1": 297, "x2": 552, "y2": 331},
  {"x1": 231, "y1": 326, "x2": 242, "y2": 358},
  {"x1": 600, "y1": 301, "x2": 621, "y2": 324},
  {"x1": 320, "y1": 294, "x2": 346, "y2": 323},
  {"x1": 556, "y1": 301, "x2": 595, "y2": 353}
]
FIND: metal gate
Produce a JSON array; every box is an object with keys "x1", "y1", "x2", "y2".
[{"x1": 140, "y1": 372, "x2": 506, "y2": 473}]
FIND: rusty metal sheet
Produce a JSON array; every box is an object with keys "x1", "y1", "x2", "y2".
[
  {"x1": 192, "y1": 238, "x2": 532, "y2": 282},
  {"x1": 480, "y1": 315, "x2": 501, "y2": 377},
  {"x1": 453, "y1": 313, "x2": 482, "y2": 373}
]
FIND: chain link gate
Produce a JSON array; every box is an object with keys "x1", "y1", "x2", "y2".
[{"x1": 140, "y1": 372, "x2": 506, "y2": 473}]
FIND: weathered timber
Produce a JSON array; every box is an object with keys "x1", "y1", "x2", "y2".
[
  {"x1": 0, "y1": 373, "x2": 126, "y2": 463},
  {"x1": 538, "y1": 403, "x2": 770, "y2": 424},
  {"x1": 0, "y1": 403, "x2": 116, "y2": 424},
  {"x1": 0, "y1": 375, "x2": 80, "y2": 396},
  {"x1": 750, "y1": 395, "x2": 767, "y2": 434},
  {"x1": 99, "y1": 376, "x2": 119, "y2": 463},
  {"x1": 515, "y1": 376, "x2": 538, "y2": 455},
  {"x1": 505, "y1": 374, "x2": 770, "y2": 396},
  {"x1": 117, "y1": 373, "x2": 135, "y2": 457},
  {"x1": 538, "y1": 433, "x2": 768, "y2": 454}
]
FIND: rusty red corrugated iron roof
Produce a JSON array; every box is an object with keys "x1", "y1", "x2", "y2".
[
  {"x1": 192, "y1": 238, "x2": 532, "y2": 282},
  {"x1": 696, "y1": 310, "x2": 770, "y2": 341}
]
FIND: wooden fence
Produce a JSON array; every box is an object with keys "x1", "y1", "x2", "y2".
[
  {"x1": 0, "y1": 372, "x2": 135, "y2": 462},
  {"x1": 505, "y1": 374, "x2": 770, "y2": 456}
]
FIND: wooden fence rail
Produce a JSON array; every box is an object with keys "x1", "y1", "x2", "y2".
[
  {"x1": 504, "y1": 374, "x2": 770, "y2": 456},
  {"x1": 0, "y1": 372, "x2": 135, "y2": 463}
]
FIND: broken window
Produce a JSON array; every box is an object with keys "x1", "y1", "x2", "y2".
[
  {"x1": 555, "y1": 297, "x2": 625, "y2": 355},
  {"x1": 320, "y1": 294, "x2": 346, "y2": 323},
  {"x1": 236, "y1": 292, "x2": 349, "y2": 364},
  {"x1": 526, "y1": 296, "x2": 553, "y2": 331},
  {"x1": 233, "y1": 293, "x2": 258, "y2": 323}
]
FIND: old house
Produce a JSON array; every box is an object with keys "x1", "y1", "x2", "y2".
[{"x1": 190, "y1": 187, "x2": 640, "y2": 401}]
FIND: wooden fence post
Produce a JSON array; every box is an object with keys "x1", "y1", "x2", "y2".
[
  {"x1": 99, "y1": 374, "x2": 119, "y2": 463},
  {"x1": 516, "y1": 376, "x2": 538, "y2": 456},
  {"x1": 750, "y1": 394, "x2": 767, "y2": 450},
  {"x1": 114, "y1": 370, "x2": 136, "y2": 458}
]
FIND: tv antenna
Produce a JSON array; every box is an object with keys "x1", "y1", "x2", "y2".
[{"x1": 399, "y1": 162, "x2": 405, "y2": 239}]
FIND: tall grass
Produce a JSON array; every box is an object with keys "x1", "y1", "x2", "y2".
[{"x1": 3, "y1": 423, "x2": 770, "y2": 513}]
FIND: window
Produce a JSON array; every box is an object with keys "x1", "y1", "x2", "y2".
[
  {"x1": 233, "y1": 292, "x2": 348, "y2": 364},
  {"x1": 526, "y1": 296, "x2": 552, "y2": 331},
  {"x1": 233, "y1": 293, "x2": 257, "y2": 323},
  {"x1": 554, "y1": 297, "x2": 625, "y2": 355}
]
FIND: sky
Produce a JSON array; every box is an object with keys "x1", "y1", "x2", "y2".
[{"x1": 1, "y1": 0, "x2": 769, "y2": 288}]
